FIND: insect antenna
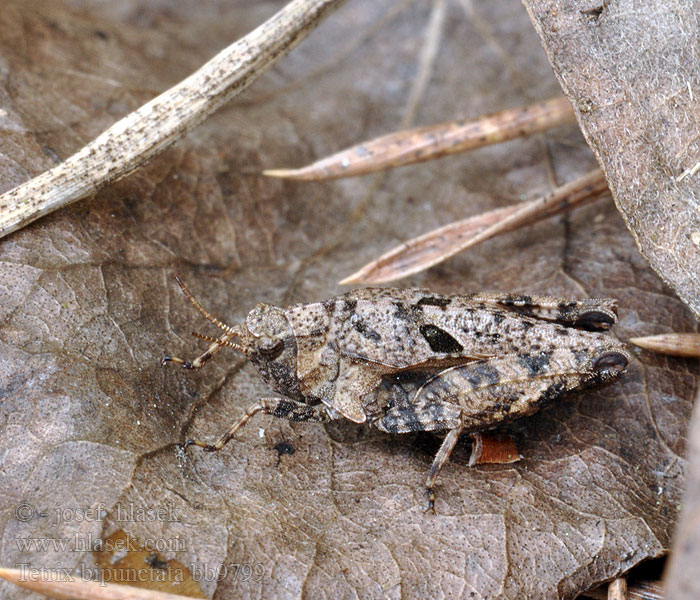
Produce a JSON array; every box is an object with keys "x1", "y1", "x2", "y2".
[
  {"x1": 175, "y1": 275, "x2": 239, "y2": 335},
  {"x1": 162, "y1": 275, "x2": 248, "y2": 369},
  {"x1": 191, "y1": 331, "x2": 247, "y2": 354}
]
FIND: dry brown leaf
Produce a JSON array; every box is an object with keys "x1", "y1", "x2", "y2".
[
  {"x1": 93, "y1": 530, "x2": 206, "y2": 597},
  {"x1": 468, "y1": 433, "x2": 522, "y2": 467},
  {"x1": 522, "y1": 1, "x2": 700, "y2": 319},
  {"x1": 341, "y1": 168, "x2": 607, "y2": 284},
  {"x1": 264, "y1": 96, "x2": 575, "y2": 180},
  {"x1": 0, "y1": 2, "x2": 696, "y2": 600},
  {"x1": 664, "y1": 394, "x2": 700, "y2": 600}
]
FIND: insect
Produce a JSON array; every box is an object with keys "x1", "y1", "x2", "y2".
[{"x1": 163, "y1": 278, "x2": 629, "y2": 507}]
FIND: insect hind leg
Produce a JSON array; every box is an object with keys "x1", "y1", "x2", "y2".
[{"x1": 185, "y1": 398, "x2": 328, "y2": 452}]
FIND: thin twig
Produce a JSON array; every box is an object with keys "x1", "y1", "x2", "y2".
[
  {"x1": 264, "y1": 96, "x2": 575, "y2": 180},
  {"x1": 0, "y1": 0, "x2": 347, "y2": 240},
  {"x1": 340, "y1": 168, "x2": 607, "y2": 284},
  {"x1": 0, "y1": 567, "x2": 202, "y2": 600}
]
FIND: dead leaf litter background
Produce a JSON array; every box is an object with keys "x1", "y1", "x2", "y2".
[{"x1": 0, "y1": 1, "x2": 697, "y2": 599}]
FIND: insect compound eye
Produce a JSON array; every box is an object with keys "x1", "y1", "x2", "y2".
[
  {"x1": 258, "y1": 337, "x2": 285, "y2": 360},
  {"x1": 574, "y1": 310, "x2": 616, "y2": 331},
  {"x1": 592, "y1": 350, "x2": 628, "y2": 374}
]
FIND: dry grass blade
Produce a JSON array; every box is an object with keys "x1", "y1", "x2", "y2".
[
  {"x1": 340, "y1": 168, "x2": 607, "y2": 284},
  {"x1": 0, "y1": 567, "x2": 202, "y2": 600},
  {"x1": 629, "y1": 333, "x2": 700, "y2": 357},
  {"x1": 263, "y1": 96, "x2": 574, "y2": 180},
  {"x1": 0, "y1": 0, "x2": 347, "y2": 240}
]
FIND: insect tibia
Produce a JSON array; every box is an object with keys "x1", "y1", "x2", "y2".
[
  {"x1": 425, "y1": 488, "x2": 436, "y2": 515},
  {"x1": 184, "y1": 399, "x2": 275, "y2": 453},
  {"x1": 161, "y1": 355, "x2": 194, "y2": 369},
  {"x1": 182, "y1": 439, "x2": 218, "y2": 452}
]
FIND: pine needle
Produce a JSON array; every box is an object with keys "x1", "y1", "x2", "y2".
[
  {"x1": 0, "y1": 566, "x2": 204, "y2": 600},
  {"x1": 340, "y1": 168, "x2": 607, "y2": 284},
  {"x1": 263, "y1": 96, "x2": 575, "y2": 180},
  {"x1": 629, "y1": 333, "x2": 700, "y2": 357}
]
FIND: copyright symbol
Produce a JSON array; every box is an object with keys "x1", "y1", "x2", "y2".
[{"x1": 15, "y1": 503, "x2": 35, "y2": 522}]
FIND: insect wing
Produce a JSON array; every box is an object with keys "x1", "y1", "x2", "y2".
[{"x1": 378, "y1": 346, "x2": 627, "y2": 434}]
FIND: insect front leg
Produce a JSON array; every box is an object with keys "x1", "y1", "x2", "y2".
[
  {"x1": 185, "y1": 398, "x2": 329, "y2": 452},
  {"x1": 162, "y1": 330, "x2": 242, "y2": 369},
  {"x1": 162, "y1": 276, "x2": 249, "y2": 369}
]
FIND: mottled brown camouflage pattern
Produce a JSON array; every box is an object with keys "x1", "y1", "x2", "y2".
[
  {"x1": 279, "y1": 288, "x2": 623, "y2": 423},
  {"x1": 166, "y1": 286, "x2": 629, "y2": 496}
]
